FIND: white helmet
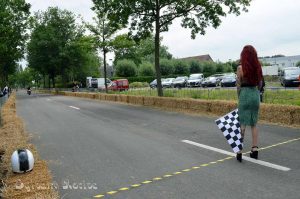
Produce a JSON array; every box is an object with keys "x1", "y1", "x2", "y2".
[{"x1": 11, "y1": 149, "x2": 34, "y2": 173}]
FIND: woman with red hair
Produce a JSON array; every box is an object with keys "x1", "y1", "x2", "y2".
[{"x1": 236, "y1": 45, "x2": 263, "y2": 162}]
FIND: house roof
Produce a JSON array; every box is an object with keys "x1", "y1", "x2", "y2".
[{"x1": 180, "y1": 54, "x2": 213, "y2": 62}]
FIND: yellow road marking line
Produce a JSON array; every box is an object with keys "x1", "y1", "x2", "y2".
[
  {"x1": 92, "y1": 137, "x2": 300, "y2": 198},
  {"x1": 119, "y1": 187, "x2": 129, "y2": 191},
  {"x1": 107, "y1": 191, "x2": 118, "y2": 195},
  {"x1": 173, "y1": 172, "x2": 182, "y2": 175},
  {"x1": 131, "y1": 184, "x2": 141, "y2": 188},
  {"x1": 142, "y1": 181, "x2": 152, "y2": 184},
  {"x1": 94, "y1": 195, "x2": 104, "y2": 198},
  {"x1": 200, "y1": 164, "x2": 209, "y2": 167}
]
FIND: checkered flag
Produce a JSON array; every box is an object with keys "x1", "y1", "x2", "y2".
[{"x1": 215, "y1": 109, "x2": 243, "y2": 153}]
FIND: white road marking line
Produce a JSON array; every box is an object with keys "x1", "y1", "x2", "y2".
[
  {"x1": 69, "y1": 106, "x2": 80, "y2": 110},
  {"x1": 46, "y1": 98, "x2": 51, "y2": 101},
  {"x1": 182, "y1": 140, "x2": 291, "y2": 172}
]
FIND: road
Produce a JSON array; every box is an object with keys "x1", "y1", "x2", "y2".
[{"x1": 16, "y1": 92, "x2": 300, "y2": 199}]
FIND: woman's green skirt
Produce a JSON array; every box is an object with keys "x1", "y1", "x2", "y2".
[{"x1": 238, "y1": 87, "x2": 260, "y2": 126}]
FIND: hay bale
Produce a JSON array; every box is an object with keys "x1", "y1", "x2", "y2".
[
  {"x1": 291, "y1": 107, "x2": 300, "y2": 126},
  {"x1": 260, "y1": 104, "x2": 297, "y2": 125},
  {"x1": 210, "y1": 100, "x2": 237, "y2": 115},
  {"x1": 120, "y1": 95, "x2": 129, "y2": 103},
  {"x1": 188, "y1": 99, "x2": 211, "y2": 113},
  {"x1": 143, "y1": 96, "x2": 156, "y2": 106},
  {"x1": 0, "y1": 94, "x2": 58, "y2": 199},
  {"x1": 105, "y1": 94, "x2": 117, "y2": 102},
  {"x1": 128, "y1": 95, "x2": 144, "y2": 105}
]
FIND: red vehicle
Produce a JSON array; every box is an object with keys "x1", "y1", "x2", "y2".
[{"x1": 110, "y1": 79, "x2": 129, "y2": 91}]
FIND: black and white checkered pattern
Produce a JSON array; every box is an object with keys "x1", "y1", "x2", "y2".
[{"x1": 215, "y1": 109, "x2": 243, "y2": 153}]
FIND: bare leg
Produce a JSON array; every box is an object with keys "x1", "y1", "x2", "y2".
[{"x1": 251, "y1": 125, "x2": 258, "y2": 149}]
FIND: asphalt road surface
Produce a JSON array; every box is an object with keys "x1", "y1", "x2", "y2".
[{"x1": 16, "y1": 91, "x2": 300, "y2": 199}]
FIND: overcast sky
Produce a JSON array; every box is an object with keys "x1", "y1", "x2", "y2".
[{"x1": 26, "y1": 0, "x2": 300, "y2": 62}]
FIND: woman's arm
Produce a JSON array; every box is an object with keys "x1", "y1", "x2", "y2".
[{"x1": 236, "y1": 65, "x2": 242, "y2": 97}]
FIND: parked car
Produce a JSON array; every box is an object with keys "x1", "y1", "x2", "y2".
[
  {"x1": 150, "y1": 79, "x2": 165, "y2": 88},
  {"x1": 210, "y1": 74, "x2": 224, "y2": 86},
  {"x1": 220, "y1": 76, "x2": 237, "y2": 87},
  {"x1": 110, "y1": 79, "x2": 129, "y2": 91},
  {"x1": 150, "y1": 79, "x2": 157, "y2": 88},
  {"x1": 279, "y1": 67, "x2": 300, "y2": 87},
  {"x1": 162, "y1": 78, "x2": 175, "y2": 88},
  {"x1": 201, "y1": 77, "x2": 218, "y2": 87},
  {"x1": 173, "y1": 76, "x2": 188, "y2": 88},
  {"x1": 187, "y1": 73, "x2": 204, "y2": 87}
]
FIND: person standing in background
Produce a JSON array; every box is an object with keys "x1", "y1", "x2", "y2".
[{"x1": 236, "y1": 45, "x2": 263, "y2": 162}]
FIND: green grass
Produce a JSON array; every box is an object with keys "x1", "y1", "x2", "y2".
[{"x1": 112, "y1": 88, "x2": 300, "y2": 106}]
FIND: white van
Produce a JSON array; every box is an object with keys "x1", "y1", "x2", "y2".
[{"x1": 86, "y1": 77, "x2": 112, "y2": 89}]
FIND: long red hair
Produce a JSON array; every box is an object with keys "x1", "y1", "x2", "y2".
[{"x1": 240, "y1": 45, "x2": 262, "y2": 85}]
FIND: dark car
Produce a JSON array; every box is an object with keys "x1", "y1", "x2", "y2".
[
  {"x1": 201, "y1": 77, "x2": 218, "y2": 87},
  {"x1": 173, "y1": 76, "x2": 188, "y2": 88},
  {"x1": 280, "y1": 67, "x2": 300, "y2": 87},
  {"x1": 220, "y1": 76, "x2": 237, "y2": 87}
]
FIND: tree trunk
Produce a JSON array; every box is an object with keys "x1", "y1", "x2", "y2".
[
  {"x1": 43, "y1": 74, "x2": 46, "y2": 88},
  {"x1": 52, "y1": 76, "x2": 55, "y2": 88},
  {"x1": 155, "y1": 0, "x2": 163, "y2": 97},
  {"x1": 103, "y1": 50, "x2": 108, "y2": 93},
  {"x1": 48, "y1": 76, "x2": 50, "y2": 89}
]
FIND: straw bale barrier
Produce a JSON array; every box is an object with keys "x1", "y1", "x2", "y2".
[
  {"x1": 38, "y1": 90, "x2": 300, "y2": 127},
  {"x1": 0, "y1": 94, "x2": 58, "y2": 199}
]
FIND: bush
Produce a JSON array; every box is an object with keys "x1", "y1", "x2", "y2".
[
  {"x1": 139, "y1": 62, "x2": 155, "y2": 76},
  {"x1": 115, "y1": 59, "x2": 137, "y2": 77},
  {"x1": 202, "y1": 61, "x2": 216, "y2": 77},
  {"x1": 130, "y1": 82, "x2": 149, "y2": 88},
  {"x1": 112, "y1": 76, "x2": 155, "y2": 83},
  {"x1": 160, "y1": 59, "x2": 174, "y2": 75},
  {"x1": 174, "y1": 59, "x2": 189, "y2": 75},
  {"x1": 189, "y1": 60, "x2": 202, "y2": 73}
]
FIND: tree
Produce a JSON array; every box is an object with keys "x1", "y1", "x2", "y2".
[
  {"x1": 27, "y1": 7, "x2": 83, "y2": 88},
  {"x1": 112, "y1": 34, "x2": 172, "y2": 66},
  {"x1": 115, "y1": 59, "x2": 137, "y2": 77},
  {"x1": 296, "y1": 61, "x2": 300, "y2": 67},
  {"x1": 160, "y1": 59, "x2": 174, "y2": 76},
  {"x1": 86, "y1": 14, "x2": 122, "y2": 93},
  {"x1": 0, "y1": 0, "x2": 30, "y2": 86},
  {"x1": 189, "y1": 60, "x2": 202, "y2": 73},
  {"x1": 174, "y1": 60, "x2": 189, "y2": 75},
  {"x1": 92, "y1": 0, "x2": 251, "y2": 96},
  {"x1": 139, "y1": 62, "x2": 155, "y2": 76}
]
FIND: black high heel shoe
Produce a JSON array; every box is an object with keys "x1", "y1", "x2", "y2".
[
  {"x1": 236, "y1": 152, "x2": 242, "y2": 162},
  {"x1": 250, "y1": 146, "x2": 258, "y2": 159}
]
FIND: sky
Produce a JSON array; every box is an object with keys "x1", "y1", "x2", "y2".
[{"x1": 25, "y1": 0, "x2": 300, "y2": 63}]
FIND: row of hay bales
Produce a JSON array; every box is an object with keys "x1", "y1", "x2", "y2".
[
  {"x1": 41, "y1": 90, "x2": 300, "y2": 127},
  {"x1": 0, "y1": 94, "x2": 58, "y2": 199}
]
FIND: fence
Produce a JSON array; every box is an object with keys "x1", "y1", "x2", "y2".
[{"x1": 43, "y1": 86, "x2": 300, "y2": 106}]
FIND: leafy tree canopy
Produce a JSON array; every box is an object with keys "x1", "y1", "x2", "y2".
[{"x1": 0, "y1": 0, "x2": 31, "y2": 85}]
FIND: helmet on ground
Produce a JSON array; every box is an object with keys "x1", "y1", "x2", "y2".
[{"x1": 11, "y1": 149, "x2": 34, "y2": 173}]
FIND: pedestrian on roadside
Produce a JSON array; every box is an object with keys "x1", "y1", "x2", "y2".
[{"x1": 236, "y1": 45, "x2": 263, "y2": 162}]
